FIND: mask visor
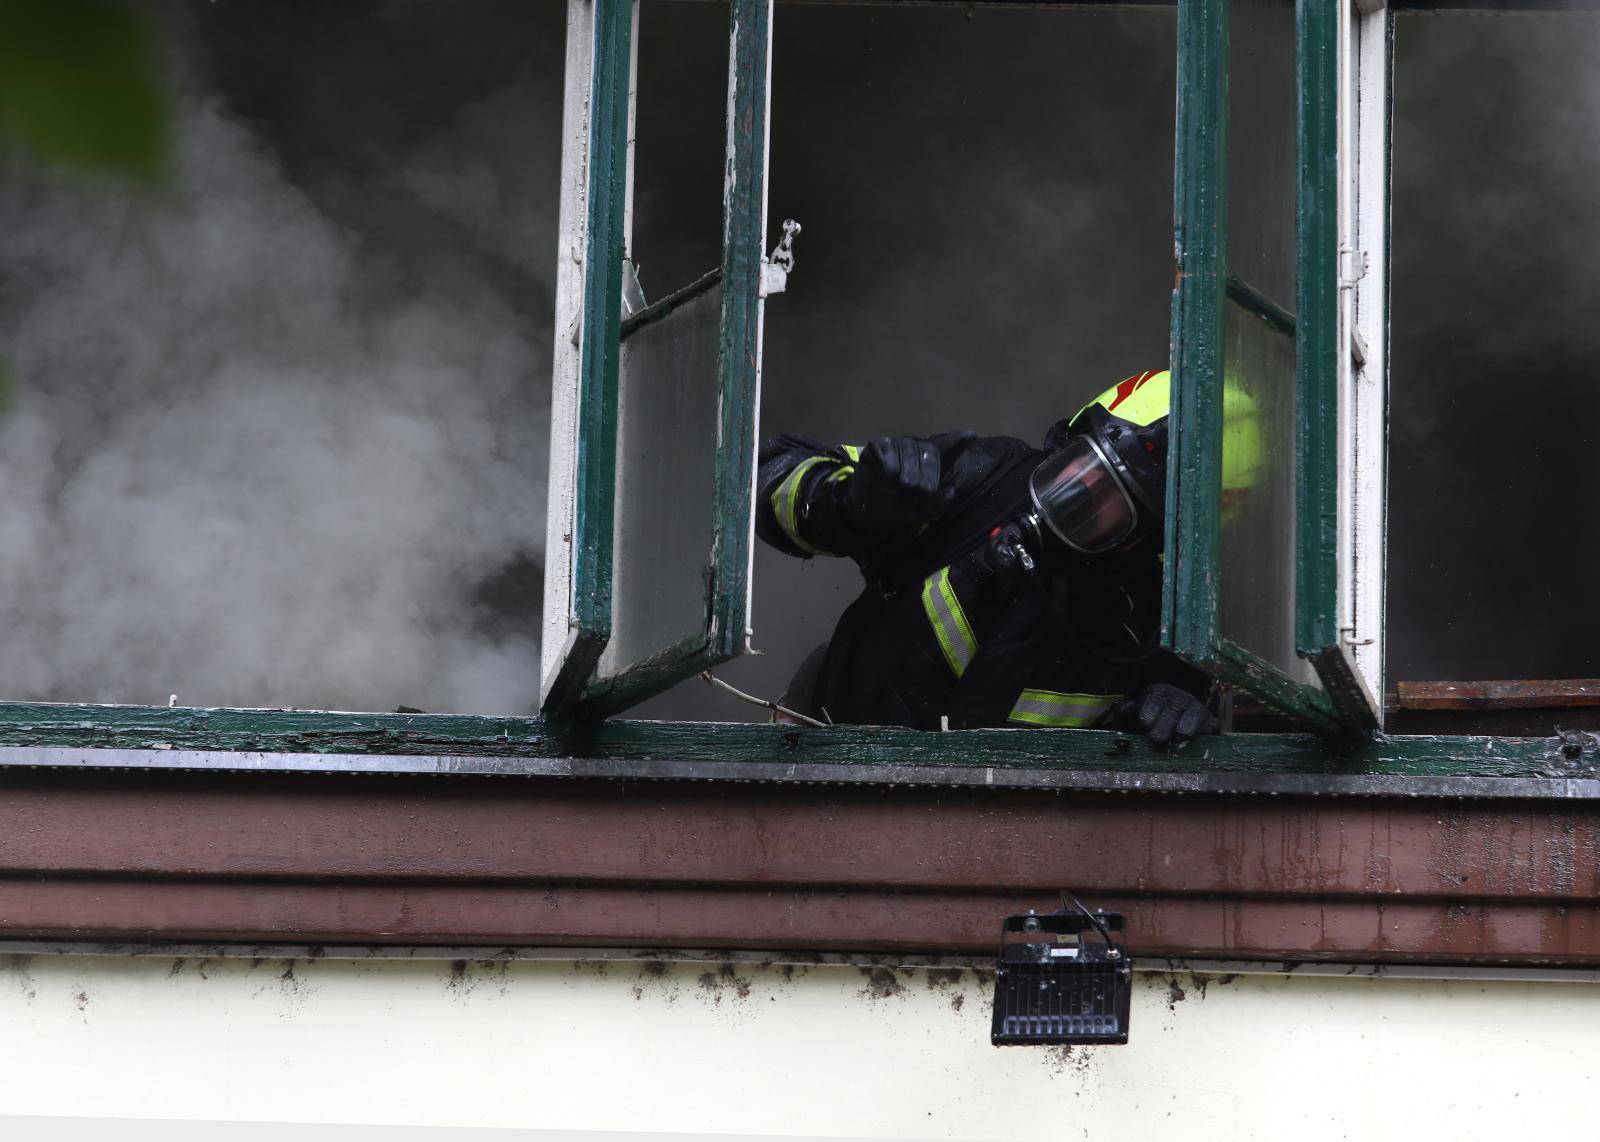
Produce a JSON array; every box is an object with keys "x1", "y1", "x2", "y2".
[{"x1": 1028, "y1": 435, "x2": 1139, "y2": 554}]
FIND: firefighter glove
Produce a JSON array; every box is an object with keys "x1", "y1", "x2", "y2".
[
  {"x1": 1114, "y1": 683, "x2": 1219, "y2": 748},
  {"x1": 840, "y1": 434, "x2": 969, "y2": 539}
]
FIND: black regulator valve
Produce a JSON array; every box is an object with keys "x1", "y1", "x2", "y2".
[
  {"x1": 991, "y1": 893, "x2": 1132, "y2": 1047},
  {"x1": 982, "y1": 516, "x2": 1040, "y2": 584}
]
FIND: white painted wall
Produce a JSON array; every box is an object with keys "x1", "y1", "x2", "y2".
[{"x1": 1, "y1": 952, "x2": 1594, "y2": 1140}]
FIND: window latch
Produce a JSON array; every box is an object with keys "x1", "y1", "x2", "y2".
[
  {"x1": 620, "y1": 257, "x2": 647, "y2": 317},
  {"x1": 1340, "y1": 247, "x2": 1369, "y2": 290},
  {"x1": 760, "y1": 219, "x2": 802, "y2": 297}
]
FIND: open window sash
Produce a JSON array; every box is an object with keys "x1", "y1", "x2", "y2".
[
  {"x1": 1166, "y1": 0, "x2": 1388, "y2": 734},
  {"x1": 542, "y1": 0, "x2": 775, "y2": 719}
]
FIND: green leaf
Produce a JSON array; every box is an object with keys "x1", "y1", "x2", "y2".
[{"x1": 0, "y1": 0, "x2": 169, "y2": 182}]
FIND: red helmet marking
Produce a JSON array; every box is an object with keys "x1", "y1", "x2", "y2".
[{"x1": 1106, "y1": 370, "x2": 1158, "y2": 415}]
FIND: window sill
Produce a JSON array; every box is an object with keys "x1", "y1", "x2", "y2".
[
  {"x1": 0, "y1": 702, "x2": 1593, "y2": 789},
  {"x1": 1, "y1": 701, "x2": 1599, "y2": 966}
]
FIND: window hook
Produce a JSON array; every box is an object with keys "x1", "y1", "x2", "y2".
[{"x1": 761, "y1": 219, "x2": 802, "y2": 296}]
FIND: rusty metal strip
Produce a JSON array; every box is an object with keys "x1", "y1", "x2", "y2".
[
  {"x1": 4, "y1": 768, "x2": 1600, "y2": 963},
  {"x1": 4, "y1": 879, "x2": 1600, "y2": 964},
  {"x1": 3, "y1": 775, "x2": 1599, "y2": 901},
  {"x1": 1397, "y1": 680, "x2": 1600, "y2": 711}
]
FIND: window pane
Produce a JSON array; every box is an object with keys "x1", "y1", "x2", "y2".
[
  {"x1": 1218, "y1": 301, "x2": 1318, "y2": 687},
  {"x1": 633, "y1": 0, "x2": 730, "y2": 301},
  {"x1": 1227, "y1": 0, "x2": 1296, "y2": 313},
  {"x1": 1215, "y1": 0, "x2": 1318, "y2": 692},
  {"x1": 600, "y1": 280, "x2": 723, "y2": 677}
]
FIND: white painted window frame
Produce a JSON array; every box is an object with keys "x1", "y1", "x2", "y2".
[
  {"x1": 1338, "y1": 0, "x2": 1391, "y2": 723},
  {"x1": 542, "y1": 0, "x2": 596, "y2": 704}
]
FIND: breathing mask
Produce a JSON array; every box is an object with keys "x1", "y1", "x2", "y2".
[
  {"x1": 980, "y1": 372, "x2": 1175, "y2": 664},
  {"x1": 1026, "y1": 432, "x2": 1143, "y2": 555},
  {"x1": 1005, "y1": 398, "x2": 1169, "y2": 563}
]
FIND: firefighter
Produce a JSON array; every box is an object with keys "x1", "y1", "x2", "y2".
[{"x1": 755, "y1": 369, "x2": 1239, "y2": 747}]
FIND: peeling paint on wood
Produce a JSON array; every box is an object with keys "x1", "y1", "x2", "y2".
[{"x1": 0, "y1": 704, "x2": 1591, "y2": 783}]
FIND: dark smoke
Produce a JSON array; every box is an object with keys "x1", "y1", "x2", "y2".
[
  {"x1": 636, "y1": 4, "x2": 1600, "y2": 720},
  {"x1": 641, "y1": 4, "x2": 1600, "y2": 720},
  {"x1": 631, "y1": 3, "x2": 1178, "y2": 719},
  {"x1": 1389, "y1": 11, "x2": 1600, "y2": 683}
]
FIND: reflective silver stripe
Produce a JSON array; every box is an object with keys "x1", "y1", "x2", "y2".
[
  {"x1": 1011, "y1": 697, "x2": 1107, "y2": 721},
  {"x1": 921, "y1": 567, "x2": 977, "y2": 678},
  {"x1": 770, "y1": 455, "x2": 832, "y2": 555},
  {"x1": 1007, "y1": 690, "x2": 1118, "y2": 727}
]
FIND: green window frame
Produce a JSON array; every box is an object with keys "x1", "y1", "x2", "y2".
[
  {"x1": 1166, "y1": 0, "x2": 1385, "y2": 736},
  {"x1": 540, "y1": 0, "x2": 776, "y2": 721},
  {"x1": 2, "y1": 0, "x2": 1595, "y2": 791}
]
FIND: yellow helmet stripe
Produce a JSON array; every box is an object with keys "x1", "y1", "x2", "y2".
[{"x1": 1078, "y1": 369, "x2": 1170, "y2": 428}]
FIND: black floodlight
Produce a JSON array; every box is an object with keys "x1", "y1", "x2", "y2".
[{"x1": 991, "y1": 893, "x2": 1132, "y2": 1047}]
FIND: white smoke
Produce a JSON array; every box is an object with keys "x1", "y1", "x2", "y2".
[{"x1": 0, "y1": 19, "x2": 558, "y2": 714}]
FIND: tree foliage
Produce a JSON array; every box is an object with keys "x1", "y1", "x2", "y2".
[
  {"x1": 0, "y1": 0, "x2": 169, "y2": 404},
  {"x1": 0, "y1": 0, "x2": 168, "y2": 181}
]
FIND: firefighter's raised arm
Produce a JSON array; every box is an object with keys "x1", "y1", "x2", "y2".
[{"x1": 755, "y1": 431, "x2": 979, "y2": 562}]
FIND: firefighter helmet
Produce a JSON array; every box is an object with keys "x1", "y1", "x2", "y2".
[{"x1": 1029, "y1": 370, "x2": 1262, "y2": 554}]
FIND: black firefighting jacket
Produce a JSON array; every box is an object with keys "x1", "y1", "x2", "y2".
[{"x1": 754, "y1": 426, "x2": 1209, "y2": 730}]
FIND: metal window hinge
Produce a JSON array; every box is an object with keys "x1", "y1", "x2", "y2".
[
  {"x1": 1339, "y1": 247, "x2": 1369, "y2": 290},
  {"x1": 760, "y1": 219, "x2": 802, "y2": 297}
]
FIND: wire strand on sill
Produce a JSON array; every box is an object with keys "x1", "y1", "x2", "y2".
[{"x1": 698, "y1": 670, "x2": 829, "y2": 728}]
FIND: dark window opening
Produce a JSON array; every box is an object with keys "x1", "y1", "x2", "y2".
[
  {"x1": 628, "y1": 1, "x2": 1178, "y2": 722},
  {"x1": 1385, "y1": 9, "x2": 1600, "y2": 736}
]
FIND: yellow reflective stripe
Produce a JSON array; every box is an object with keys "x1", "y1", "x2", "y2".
[
  {"x1": 771, "y1": 455, "x2": 832, "y2": 555},
  {"x1": 817, "y1": 446, "x2": 861, "y2": 489},
  {"x1": 1007, "y1": 689, "x2": 1119, "y2": 728},
  {"x1": 921, "y1": 566, "x2": 977, "y2": 678}
]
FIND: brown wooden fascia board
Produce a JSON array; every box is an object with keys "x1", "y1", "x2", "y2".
[{"x1": 3, "y1": 771, "x2": 1599, "y2": 965}]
